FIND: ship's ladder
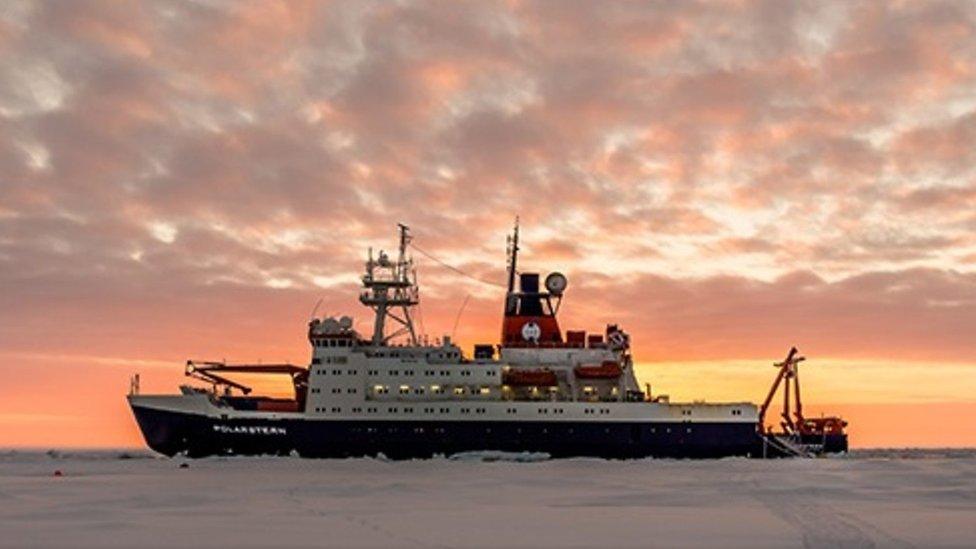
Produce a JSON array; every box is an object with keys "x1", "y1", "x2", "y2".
[{"x1": 763, "y1": 434, "x2": 816, "y2": 458}]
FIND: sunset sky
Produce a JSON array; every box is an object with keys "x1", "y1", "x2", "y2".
[{"x1": 2, "y1": 1, "x2": 976, "y2": 449}]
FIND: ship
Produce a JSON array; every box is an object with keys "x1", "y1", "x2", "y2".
[{"x1": 128, "y1": 222, "x2": 847, "y2": 459}]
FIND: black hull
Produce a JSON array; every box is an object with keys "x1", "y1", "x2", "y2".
[{"x1": 132, "y1": 405, "x2": 773, "y2": 459}]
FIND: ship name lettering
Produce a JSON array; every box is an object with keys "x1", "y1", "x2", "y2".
[{"x1": 212, "y1": 424, "x2": 287, "y2": 435}]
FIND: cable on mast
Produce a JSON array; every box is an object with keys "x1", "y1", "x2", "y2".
[{"x1": 451, "y1": 294, "x2": 471, "y2": 340}]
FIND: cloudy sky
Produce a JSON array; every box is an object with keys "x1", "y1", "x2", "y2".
[{"x1": 2, "y1": 0, "x2": 976, "y2": 447}]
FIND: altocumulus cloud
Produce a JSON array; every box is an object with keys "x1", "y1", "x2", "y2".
[{"x1": 1, "y1": 0, "x2": 976, "y2": 362}]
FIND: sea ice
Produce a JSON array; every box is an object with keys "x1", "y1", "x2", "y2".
[{"x1": 0, "y1": 449, "x2": 973, "y2": 548}]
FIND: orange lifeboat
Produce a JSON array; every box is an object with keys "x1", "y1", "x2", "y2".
[
  {"x1": 574, "y1": 361, "x2": 623, "y2": 379},
  {"x1": 502, "y1": 369, "x2": 558, "y2": 386}
]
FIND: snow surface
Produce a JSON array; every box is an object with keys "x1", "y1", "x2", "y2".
[{"x1": 1, "y1": 450, "x2": 974, "y2": 548}]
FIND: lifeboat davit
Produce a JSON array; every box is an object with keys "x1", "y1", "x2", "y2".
[
  {"x1": 502, "y1": 369, "x2": 558, "y2": 386},
  {"x1": 574, "y1": 361, "x2": 623, "y2": 379}
]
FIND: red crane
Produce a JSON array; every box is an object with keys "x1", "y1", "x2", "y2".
[{"x1": 758, "y1": 348, "x2": 847, "y2": 438}]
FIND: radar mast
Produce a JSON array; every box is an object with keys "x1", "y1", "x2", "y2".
[
  {"x1": 360, "y1": 224, "x2": 419, "y2": 345},
  {"x1": 506, "y1": 216, "x2": 519, "y2": 294}
]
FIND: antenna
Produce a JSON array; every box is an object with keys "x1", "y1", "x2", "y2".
[{"x1": 309, "y1": 297, "x2": 324, "y2": 321}]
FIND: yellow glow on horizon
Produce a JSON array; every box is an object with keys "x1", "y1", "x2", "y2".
[{"x1": 635, "y1": 358, "x2": 976, "y2": 405}]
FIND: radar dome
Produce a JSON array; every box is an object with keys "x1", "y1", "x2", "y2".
[{"x1": 545, "y1": 272, "x2": 568, "y2": 295}]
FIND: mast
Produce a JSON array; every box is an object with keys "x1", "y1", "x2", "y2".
[
  {"x1": 506, "y1": 216, "x2": 519, "y2": 293},
  {"x1": 359, "y1": 224, "x2": 419, "y2": 346}
]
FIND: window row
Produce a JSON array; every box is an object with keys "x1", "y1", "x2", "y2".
[
  {"x1": 311, "y1": 356, "x2": 348, "y2": 365},
  {"x1": 536, "y1": 408, "x2": 566, "y2": 415},
  {"x1": 312, "y1": 339, "x2": 352, "y2": 348},
  {"x1": 310, "y1": 387, "x2": 358, "y2": 394},
  {"x1": 310, "y1": 406, "x2": 615, "y2": 416},
  {"x1": 367, "y1": 350, "x2": 459, "y2": 360},
  {"x1": 315, "y1": 369, "x2": 357, "y2": 376},
  {"x1": 371, "y1": 385, "x2": 493, "y2": 396},
  {"x1": 364, "y1": 369, "x2": 497, "y2": 378},
  {"x1": 312, "y1": 407, "x2": 344, "y2": 413},
  {"x1": 335, "y1": 426, "x2": 696, "y2": 437}
]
